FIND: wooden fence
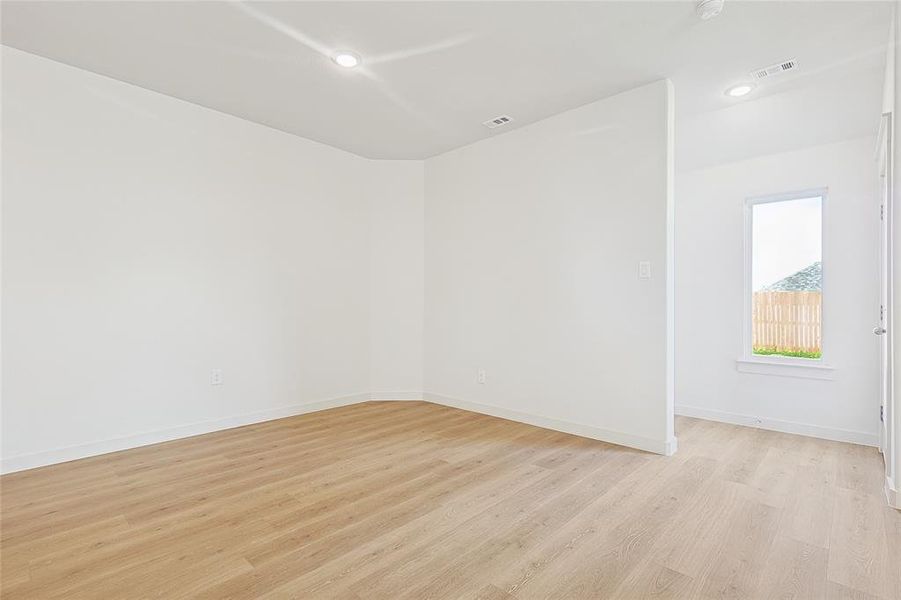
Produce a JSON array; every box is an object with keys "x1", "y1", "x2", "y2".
[{"x1": 752, "y1": 291, "x2": 822, "y2": 354}]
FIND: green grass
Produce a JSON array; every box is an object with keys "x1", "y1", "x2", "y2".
[{"x1": 752, "y1": 347, "x2": 821, "y2": 360}]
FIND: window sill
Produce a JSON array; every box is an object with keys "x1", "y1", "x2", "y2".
[{"x1": 735, "y1": 357, "x2": 835, "y2": 380}]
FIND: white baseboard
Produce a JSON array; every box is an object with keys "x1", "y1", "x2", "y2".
[
  {"x1": 369, "y1": 391, "x2": 423, "y2": 401},
  {"x1": 887, "y1": 477, "x2": 900, "y2": 510},
  {"x1": 424, "y1": 392, "x2": 675, "y2": 455},
  {"x1": 2, "y1": 390, "x2": 680, "y2": 474},
  {"x1": 0, "y1": 392, "x2": 370, "y2": 475},
  {"x1": 676, "y1": 404, "x2": 879, "y2": 447}
]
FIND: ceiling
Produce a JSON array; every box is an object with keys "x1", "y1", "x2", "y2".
[{"x1": 1, "y1": 1, "x2": 892, "y2": 163}]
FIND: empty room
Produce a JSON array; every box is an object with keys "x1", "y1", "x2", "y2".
[{"x1": 1, "y1": 1, "x2": 899, "y2": 598}]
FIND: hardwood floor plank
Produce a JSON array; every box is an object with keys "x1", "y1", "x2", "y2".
[
  {"x1": 828, "y1": 486, "x2": 895, "y2": 599},
  {"x1": 648, "y1": 478, "x2": 746, "y2": 579},
  {"x1": 2, "y1": 404, "x2": 474, "y2": 541},
  {"x1": 835, "y1": 444, "x2": 885, "y2": 496},
  {"x1": 254, "y1": 455, "x2": 559, "y2": 598},
  {"x1": 389, "y1": 450, "x2": 651, "y2": 599},
  {"x1": 693, "y1": 498, "x2": 781, "y2": 599},
  {"x1": 826, "y1": 580, "x2": 884, "y2": 600},
  {"x1": 882, "y1": 502, "x2": 901, "y2": 600},
  {"x1": 610, "y1": 561, "x2": 695, "y2": 600},
  {"x1": 490, "y1": 455, "x2": 717, "y2": 599},
  {"x1": 757, "y1": 536, "x2": 828, "y2": 600},
  {"x1": 0, "y1": 407, "x2": 894, "y2": 600},
  {"x1": 779, "y1": 463, "x2": 836, "y2": 549},
  {"x1": 474, "y1": 584, "x2": 516, "y2": 600},
  {"x1": 194, "y1": 428, "x2": 568, "y2": 599}
]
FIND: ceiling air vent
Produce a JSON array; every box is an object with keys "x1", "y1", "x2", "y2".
[
  {"x1": 482, "y1": 115, "x2": 513, "y2": 129},
  {"x1": 751, "y1": 59, "x2": 797, "y2": 80}
]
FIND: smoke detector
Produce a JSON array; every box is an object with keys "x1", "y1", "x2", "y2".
[
  {"x1": 482, "y1": 115, "x2": 514, "y2": 129},
  {"x1": 751, "y1": 59, "x2": 798, "y2": 80},
  {"x1": 696, "y1": 0, "x2": 724, "y2": 20}
]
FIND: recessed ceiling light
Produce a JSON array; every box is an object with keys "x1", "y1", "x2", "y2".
[
  {"x1": 332, "y1": 51, "x2": 361, "y2": 69},
  {"x1": 725, "y1": 83, "x2": 755, "y2": 98}
]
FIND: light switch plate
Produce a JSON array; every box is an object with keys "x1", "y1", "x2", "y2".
[{"x1": 638, "y1": 261, "x2": 651, "y2": 279}]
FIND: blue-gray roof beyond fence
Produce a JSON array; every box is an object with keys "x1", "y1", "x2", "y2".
[{"x1": 763, "y1": 261, "x2": 822, "y2": 292}]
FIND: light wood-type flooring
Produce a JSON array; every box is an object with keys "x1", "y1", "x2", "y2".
[{"x1": 1, "y1": 401, "x2": 898, "y2": 599}]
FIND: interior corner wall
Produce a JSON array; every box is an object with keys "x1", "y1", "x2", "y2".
[
  {"x1": 368, "y1": 160, "x2": 425, "y2": 399},
  {"x1": 676, "y1": 137, "x2": 880, "y2": 445},
  {"x1": 421, "y1": 80, "x2": 675, "y2": 454},
  {"x1": 3, "y1": 48, "x2": 674, "y2": 470},
  {"x1": 1, "y1": 47, "x2": 386, "y2": 472}
]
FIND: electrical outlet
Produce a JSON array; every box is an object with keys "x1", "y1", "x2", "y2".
[
  {"x1": 210, "y1": 369, "x2": 223, "y2": 386},
  {"x1": 477, "y1": 369, "x2": 486, "y2": 384}
]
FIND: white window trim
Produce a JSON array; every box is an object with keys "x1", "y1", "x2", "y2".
[{"x1": 737, "y1": 187, "x2": 834, "y2": 379}]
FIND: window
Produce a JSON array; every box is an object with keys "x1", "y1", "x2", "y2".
[{"x1": 744, "y1": 190, "x2": 824, "y2": 364}]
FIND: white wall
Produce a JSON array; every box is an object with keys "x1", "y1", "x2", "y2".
[
  {"x1": 368, "y1": 160, "x2": 424, "y2": 399},
  {"x1": 0, "y1": 48, "x2": 422, "y2": 472},
  {"x1": 4, "y1": 43, "x2": 882, "y2": 476},
  {"x1": 3, "y1": 48, "x2": 675, "y2": 471},
  {"x1": 676, "y1": 137, "x2": 880, "y2": 445},
  {"x1": 423, "y1": 80, "x2": 675, "y2": 454}
]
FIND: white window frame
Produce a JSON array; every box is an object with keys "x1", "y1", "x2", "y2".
[{"x1": 737, "y1": 188, "x2": 834, "y2": 379}]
